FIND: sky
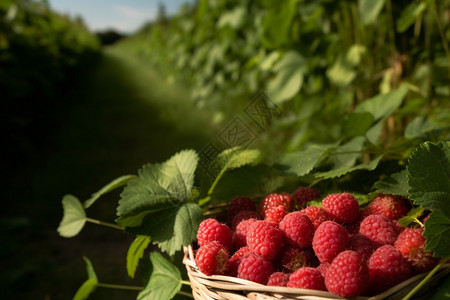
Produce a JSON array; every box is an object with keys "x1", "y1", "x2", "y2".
[{"x1": 48, "y1": 0, "x2": 194, "y2": 34}]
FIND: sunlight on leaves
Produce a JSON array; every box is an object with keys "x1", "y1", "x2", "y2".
[
  {"x1": 127, "y1": 235, "x2": 151, "y2": 278},
  {"x1": 58, "y1": 195, "x2": 86, "y2": 238}
]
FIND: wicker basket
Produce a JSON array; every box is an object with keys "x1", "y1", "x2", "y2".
[{"x1": 183, "y1": 244, "x2": 450, "y2": 300}]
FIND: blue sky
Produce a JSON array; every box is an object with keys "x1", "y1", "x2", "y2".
[{"x1": 48, "y1": 0, "x2": 194, "y2": 33}]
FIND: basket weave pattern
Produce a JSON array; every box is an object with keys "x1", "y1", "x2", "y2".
[{"x1": 184, "y1": 244, "x2": 450, "y2": 300}]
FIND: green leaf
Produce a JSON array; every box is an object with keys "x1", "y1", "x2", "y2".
[
  {"x1": 73, "y1": 279, "x2": 97, "y2": 300},
  {"x1": 358, "y1": 0, "x2": 386, "y2": 25},
  {"x1": 137, "y1": 252, "x2": 182, "y2": 300},
  {"x1": 84, "y1": 175, "x2": 137, "y2": 209},
  {"x1": 276, "y1": 143, "x2": 336, "y2": 176},
  {"x1": 217, "y1": 7, "x2": 246, "y2": 29},
  {"x1": 315, "y1": 155, "x2": 383, "y2": 179},
  {"x1": 261, "y1": 0, "x2": 297, "y2": 49},
  {"x1": 407, "y1": 141, "x2": 450, "y2": 216},
  {"x1": 117, "y1": 150, "x2": 199, "y2": 224},
  {"x1": 327, "y1": 45, "x2": 366, "y2": 87},
  {"x1": 397, "y1": 1, "x2": 427, "y2": 33},
  {"x1": 130, "y1": 203, "x2": 203, "y2": 255},
  {"x1": 73, "y1": 257, "x2": 98, "y2": 300},
  {"x1": 374, "y1": 169, "x2": 410, "y2": 196},
  {"x1": 398, "y1": 207, "x2": 425, "y2": 227},
  {"x1": 423, "y1": 211, "x2": 450, "y2": 257},
  {"x1": 127, "y1": 235, "x2": 151, "y2": 278},
  {"x1": 58, "y1": 195, "x2": 86, "y2": 238},
  {"x1": 344, "y1": 112, "x2": 375, "y2": 137},
  {"x1": 354, "y1": 84, "x2": 409, "y2": 121},
  {"x1": 267, "y1": 51, "x2": 307, "y2": 104},
  {"x1": 328, "y1": 137, "x2": 366, "y2": 170}
]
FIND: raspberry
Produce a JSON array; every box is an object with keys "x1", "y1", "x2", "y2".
[
  {"x1": 231, "y1": 210, "x2": 259, "y2": 230},
  {"x1": 227, "y1": 246, "x2": 251, "y2": 277},
  {"x1": 325, "y1": 250, "x2": 369, "y2": 298},
  {"x1": 359, "y1": 214, "x2": 398, "y2": 246},
  {"x1": 312, "y1": 221, "x2": 349, "y2": 263},
  {"x1": 362, "y1": 193, "x2": 409, "y2": 220},
  {"x1": 227, "y1": 196, "x2": 256, "y2": 223},
  {"x1": 347, "y1": 233, "x2": 375, "y2": 261},
  {"x1": 267, "y1": 272, "x2": 290, "y2": 287},
  {"x1": 367, "y1": 245, "x2": 413, "y2": 295},
  {"x1": 279, "y1": 211, "x2": 315, "y2": 248},
  {"x1": 300, "y1": 206, "x2": 330, "y2": 229},
  {"x1": 195, "y1": 241, "x2": 229, "y2": 276},
  {"x1": 237, "y1": 253, "x2": 274, "y2": 284},
  {"x1": 246, "y1": 220, "x2": 284, "y2": 261},
  {"x1": 280, "y1": 245, "x2": 312, "y2": 272},
  {"x1": 197, "y1": 218, "x2": 233, "y2": 251},
  {"x1": 259, "y1": 193, "x2": 293, "y2": 218},
  {"x1": 293, "y1": 186, "x2": 320, "y2": 209},
  {"x1": 233, "y1": 218, "x2": 258, "y2": 249},
  {"x1": 394, "y1": 227, "x2": 439, "y2": 273},
  {"x1": 287, "y1": 267, "x2": 326, "y2": 291},
  {"x1": 264, "y1": 205, "x2": 287, "y2": 224},
  {"x1": 322, "y1": 193, "x2": 360, "y2": 224},
  {"x1": 316, "y1": 263, "x2": 330, "y2": 277}
]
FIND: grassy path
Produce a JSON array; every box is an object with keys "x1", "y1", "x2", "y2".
[{"x1": 3, "y1": 48, "x2": 214, "y2": 300}]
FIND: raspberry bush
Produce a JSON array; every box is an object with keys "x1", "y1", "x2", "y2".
[{"x1": 58, "y1": 140, "x2": 450, "y2": 300}]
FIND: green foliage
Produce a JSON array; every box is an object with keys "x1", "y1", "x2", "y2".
[
  {"x1": 127, "y1": 235, "x2": 151, "y2": 279},
  {"x1": 57, "y1": 195, "x2": 86, "y2": 238},
  {"x1": 73, "y1": 257, "x2": 98, "y2": 300},
  {"x1": 373, "y1": 169, "x2": 410, "y2": 196},
  {"x1": 84, "y1": 175, "x2": 137, "y2": 209},
  {"x1": 423, "y1": 212, "x2": 450, "y2": 258},
  {"x1": 137, "y1": 252, "x2": 182, "y2": 300},
  {"x1": 358, "y1": 0, "x2": 386, "y2": 25}
]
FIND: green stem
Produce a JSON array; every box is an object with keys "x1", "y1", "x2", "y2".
[
  {"x1": 402, "y1": 256, "x2": 450, "y2": 300},
  {"x1": 180, "y1": 280, "x2": 191, "y2": 286},
  {"x1": 97, "y1": 283, "x2": 143, "y2": 291},
  {"x1": 85, "y1": 218, "x2": 125, "y2": 231},
  {"x1": 177, "y1": 290, "x2": 194, "y2": 298}
]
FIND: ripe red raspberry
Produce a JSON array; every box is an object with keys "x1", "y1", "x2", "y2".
[
  {"x1": 367, "y1": 245, "x2": 413, "y2": 295},
  {"x1": 325, "y1": 250, "x2": 369, "y2": 298},
  {"x1": 227, "y1": 196, "x2": 256, "y2": 223},
  {"x1": 359, "y1": 214, "x2": 398, "y2": 246},
  {"x1": 264, "y1": 205, "x2": 287, "y2": 224},
  {"x1": 322, "y1": 193, "x2": 360, "y2": 224},
  {"x1": 312, "y1": 221, "x2": 349, "y2": 263},
  {"x1": 347, "y1": 233, "x2": 375, "y2": 261},
  {"x1": 300, "y1": 206, "x2": 330, "y2": 229},
  {"x1": 287, "y1": 267, "x2": 326, "y2": 291},
  {"x1": 197, "y1": 218, "x2": 233, "y2": 251},
  {"x1": 280, "y1": 245, "x2": 312, "y2": 272},
  {"x1": 259, "y1": 193, "x2": 293, "y2": 218},
  {"x1": 231, "y1": 210, "x2": 259, "y2": 230},
  {"x1": 237, "y1": 253, "x2": 274, "y2": 284},
  {"x1": 394, "y1": 227, "x2": 439, "y2": 273},
  {"x1": 195, "y1": 241, "x2": 229, "y2": 276},
  {"x1": 279, "y1": 211, "x2": 315, "y2": 248},
  {"x1": 267, "y1": 272, "x2": 290, "y2": 287},
  {"x1": 246, "y1": 220, "x2": 284, "y2": 261},
  {"x1": 227, "y1": 246, "x2": 251, "y2": 277},
  {"x1": 316, "y1": 263, "x2": 330, "y2": 277},
  {"x1": 293, "y1": 186, "x2": 320, "y2": 209},
  {"x1": 233, "y1": 218, "x2": 258, "y2": 249},
  {"x1": 362, "y1": 193, "x2": 409, "y2": 220}
]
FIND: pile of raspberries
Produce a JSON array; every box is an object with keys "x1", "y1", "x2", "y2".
[{"x1": 194, "y1": 188, "x2": 441, "y2": 298}]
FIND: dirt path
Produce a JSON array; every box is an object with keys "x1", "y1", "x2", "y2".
[{"x1": 2, "y1": 49, "x2": 213, "y2": 300}]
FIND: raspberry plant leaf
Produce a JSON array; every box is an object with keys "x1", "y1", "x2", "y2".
[
  {"x1": 137, "y1": 252, "x2": 182, "y2": 300},
  {"x1": 407, "y1": 141, "x2": 450, "y2": 216},
  {"x1": 57, "y1": 195, "x2": 86, "y2": 238},
  {"x1": 84, "y1": 174, "x2": 137, "y2": 209},
  {"x1": 373, "y1": 169, "x2": 410, "y2": 196},
  {"x1": 73, "y1": 257, "x2": 98, "y2": 300},
  {"x1": 128, "y1": 203, "x2": 202, "y2": 256},
  {"x1": 423, "y1": 211, "x2": 450, "y2": 257},
  {"x1": 343, "y1": 112, "x2": 375, "y2": 137},
  {"x1": 354, "y1": 84, "x2": 408, "y2": 121},
  {"x1": 398, "y1": 207, "x2": 425, "y2": 227},
  {"x1": 276, "y1": 143, "x2": 336, "y2": 176},
  {"x1": 127, "y1": 235, "x2": 151, "y2": 278},
  {"x1": 315, "y1": 155, "x2": 383, "y2": 179},
  {"x1": 116, "y1": 150, "x2": 198, "y2": 225}
]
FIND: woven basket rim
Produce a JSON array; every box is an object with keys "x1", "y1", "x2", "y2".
[{"x1": 183, "y1": 244, "x2": 450, "y2": 300}]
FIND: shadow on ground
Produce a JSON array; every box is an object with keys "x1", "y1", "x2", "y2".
[{"x1": 1, "y1": 49, "x2": 214, "y2": 300}]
